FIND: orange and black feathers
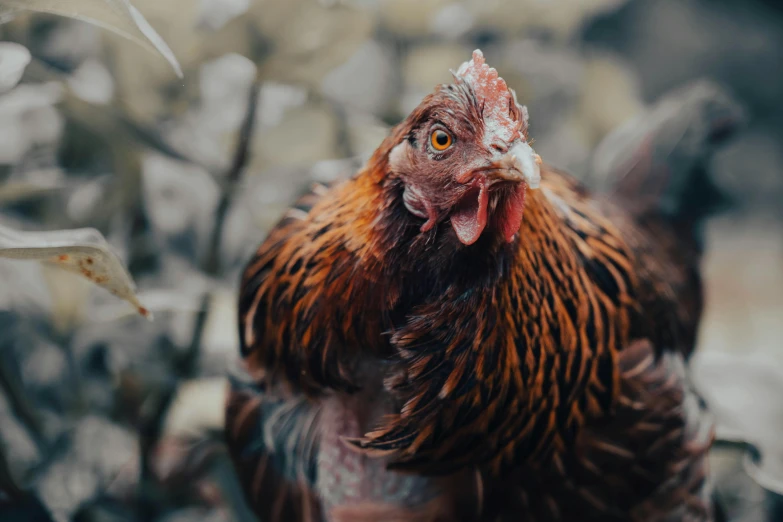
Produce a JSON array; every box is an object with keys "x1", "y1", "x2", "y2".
[
  {"x1": 235, "y1": 164, "x2": 683, "y2": 474},
  {"x1": 227, "y1": 52, "x2": 742, "y2": 521}
]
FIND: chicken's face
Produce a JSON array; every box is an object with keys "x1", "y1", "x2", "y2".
[{"x1": 388, "y1": 50, "x2": 541, "y2": 246}]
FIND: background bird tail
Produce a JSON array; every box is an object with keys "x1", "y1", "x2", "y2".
[
  {"x1": 590, "y1": 80, "x2": 744, "y2": 225},
  {"x1": 224, "y1": 377, "x2": 322, "y2": 522}
]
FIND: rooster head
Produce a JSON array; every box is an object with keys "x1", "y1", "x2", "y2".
[{"x1": 386, "y1": 49, "x2": 541, "y2": 246}]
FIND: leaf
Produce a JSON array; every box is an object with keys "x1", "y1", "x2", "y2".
[
  {"x1": 0, "y1": 0, "x2": 182, "y2": 77},
  {"x1": 0, "y1": 41, "x2": 30, "y2": 94},
  {"x1": 0, "y1": 223, "x2": 151, "y2": 319},
  {"x1": 86, "y1": 288, "x2": 209, "y2": 322},
  {"x1": 163, "y1": 377, "x2": 227, "y2": 438},
  {"x1": 693, "y1": 350, "x2": 783, "y2": 495},
  {"x1": 0, "y1": 169, "x2": 66, "y2": 203}
]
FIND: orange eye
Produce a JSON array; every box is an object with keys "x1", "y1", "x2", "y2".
[{"x1": 430, "y1": 129, "x2": 453, "y2": 151}]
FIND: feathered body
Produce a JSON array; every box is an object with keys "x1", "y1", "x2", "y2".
[{"x1": 226, "y1": 52, "x2": 741, "y2": 521}]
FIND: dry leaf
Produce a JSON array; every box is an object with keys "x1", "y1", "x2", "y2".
[
  {"x1": 693, "y1": 350, "x2": 783, "y2": 495},
  {"x1": 0, "y1": 223, "x2": 151, "y2": 318},
  {"x1": 0, "y1": 41, "x2": 31, "y2": 93},
  {"x1": 0, "y1": 0, "x2": 182, "y2": 77},
  {"x1": 163, "y1": 377, "x2": 228, "y2": 438}
]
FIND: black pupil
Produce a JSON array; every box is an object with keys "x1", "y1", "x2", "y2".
[{"x1": 435, "y1": 131, "x2": 449, "y2": 146}]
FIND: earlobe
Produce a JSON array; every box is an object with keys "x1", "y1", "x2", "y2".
[{"x1": 389, "y1": 140, "x2": 413, "y2": 172}]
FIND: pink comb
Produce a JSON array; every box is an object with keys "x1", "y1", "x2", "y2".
[{"x1": 454, "y1": 49, "x2": 523, "y2": 145}]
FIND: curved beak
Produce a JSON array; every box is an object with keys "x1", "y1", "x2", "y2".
[
  {"x1": 461, "y1": 141, "x2": 542, "y2": 189},
  {"x1": 449, "y1": 141, "x2": 542, "y2": 246},
  {"x1": 493, "y1": 141, "x2": 541, "y2": 189}
]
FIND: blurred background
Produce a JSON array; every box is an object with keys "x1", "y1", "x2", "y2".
[{"x1": 0, "y1": 0, "x2": 781, "y2": 520}]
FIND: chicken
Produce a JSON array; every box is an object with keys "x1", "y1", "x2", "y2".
[{"x1": 225, "y1": 50, "x2": 742, "y2": 521}]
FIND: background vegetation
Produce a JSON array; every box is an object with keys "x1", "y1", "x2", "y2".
[{"x1": 0, "y1": 0, "x2": 782, "y2": 520}]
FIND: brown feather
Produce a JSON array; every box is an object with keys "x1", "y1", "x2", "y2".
[
  {"x1": 224, "y1": 380, "x2": 322, "y2": 522},
  {"x1": 230, "y1": 55, "x2": 738, "y2": 521}
]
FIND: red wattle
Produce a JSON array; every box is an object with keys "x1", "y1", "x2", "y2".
[
  {"x1": 498, "y1": 184, "x2": 527, "y2": 242},
  {"x1": 450, "y1": 183, "x2": 488, "y2": 245}
]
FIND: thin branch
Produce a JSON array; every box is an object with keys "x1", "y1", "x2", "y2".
[
  {"x1": 136, "y1": 78, "x2": 262, "y2": 519},
  {"x1": 189, "y1": 74, "x2": 262, "y2": 372}
]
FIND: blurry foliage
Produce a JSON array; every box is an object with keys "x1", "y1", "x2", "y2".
[
  {"x1": 0, "y1": 223, "x2": 149, "y2": 318},
  {"x1": 0, "y1": 41, "x2": 29, "y2": 92},
  {"x1": 0, "y1": 0, "x2": 182, "y2": 76},
  {"x1": 0, "y1": 0, "x2": 781, "y2": 520}
]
